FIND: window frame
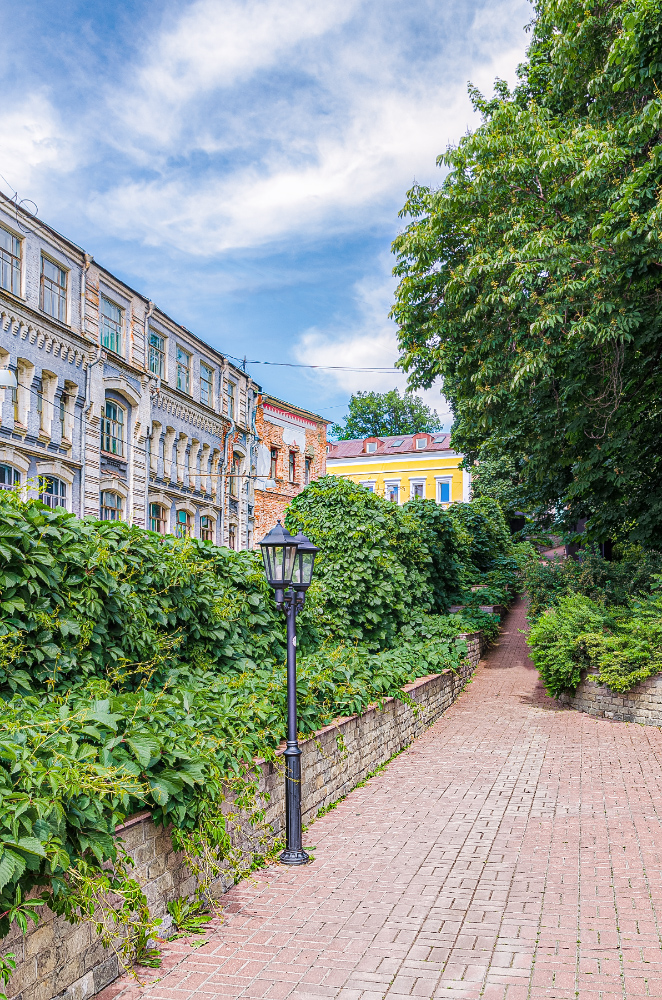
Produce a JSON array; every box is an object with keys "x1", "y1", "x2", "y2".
[
  {"x1": 40, "y1": 475, "x2": 67, "y2": 510},
  {"x1": 0, "y1": 464, "x2": 20, "y2": 490},
  {"x1": 415, "y1": 438, "x2": 427, "y2": 450},
  {"x1": 436, "y1": 477, "x2": 453, "y2": 505},
  {"x1": 288, "y1": 450, "x2": 296, "y2": 483},
  {"x1": 365, "y1": 441, "x2": 377, "y2": 453},
  {"x1": 384, "y1": 480, "x2": 401, "y2": 504},
  {"x1": 410, "y1": 479, "x2": 426, "y2": 499},
  {"x1": 200, "y1": 514, "x2": 215, "y2": 541},
  {"x1": 226, "y1": 381, "x2": 236, "y2": 419},
  {"x1": 0, "y1": 225, "x2": 21, "y2": 296},
  {"x1": 100, "y1": 295, "x2": 124, "y2": 355},
  {"x1": 149, "y1": 330, "x2": 166, "y2": 379},
  {"x1": 101, "y1": 399, "x2": 126, "y2": 457},
  {"x1": 228, "y1": 523, "x2": 237, "y2": 550},
  {"x1": 149, "y1": 502, "x2": 168, "y2": 534},
  {"x1": 269, "y1": 447, "x2": 278, "y2": 480},
  {"x1": 40, "y1": 255, "x2": 68, "y2": 324},
  {"x1": 200, "y1": 362, "x2": 214, "y2": 407},
  {"x1": 175, "y1": 508, "x2": 192, "y2": 538},
  {"x1": 100, "y1": 491, "x2": 123, "y2": 521},
  {"x1": 304, "y1": 457, "x2": 311, "y2": 485},
  {"x1": 176, "y1": 346, "x2": 191, "y2": 394},
  {"x1": 230, "y1": 454, "x2": 241, "y2": 498}
]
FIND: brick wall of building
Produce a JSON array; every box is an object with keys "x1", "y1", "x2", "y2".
[
  {"x1": 6, "y1": 633, "x2": 484, "y2": 1000},
  {"x1": 252, "y1": 394, "x2": 327, "y2": 542}
]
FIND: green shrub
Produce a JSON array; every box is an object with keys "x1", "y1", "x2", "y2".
[
  {"x1": 285, "y1": 477, "x2": 466, "y2": 646},
  {"x1": 526, "y1": 595, "x2": 610, "y2": 698},
  {"x1": 524, "y1": 547, "x2": 662, "y2": 618},
  {"x1": 448, "y1": 496, "x2": 512, "y2": 575}
]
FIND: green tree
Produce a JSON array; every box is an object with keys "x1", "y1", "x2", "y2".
[
  {"x1": 391, "y1": 0, "x2": 662, "y2": 545},
  {"x1": 331, "y1": 389, "x2": 442, "y2": 440},
  {"x1": 469, "y1": 451, "x2": 529, "y2": 522}
]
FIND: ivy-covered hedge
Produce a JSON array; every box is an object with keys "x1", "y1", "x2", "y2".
[{"x1": 0, "y1": 480, "x2": 519, "y2": 988}]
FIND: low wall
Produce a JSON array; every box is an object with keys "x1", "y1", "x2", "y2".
[
  {"x1": 6, "y1": 632, "x2": 485, "y2": 1000},
  {"x1": 562, "y1": 668, "x2": 662, "y2": 726}
]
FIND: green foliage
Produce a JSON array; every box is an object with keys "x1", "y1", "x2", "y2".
[
  {"x1": 468, "y1": 451, "x2": 530, "y2": 521},
  {"x1": 391, "y1": 0, "x2": 662, "y2": 545},
  {"x1": 330, "y1": 388, "x2": 442, "y2": 440},
  {"x1": 166, "y1": 897, "x2": 211, "y2": 938},
  {"x1": 285, "y1": 477, "x2": 470, "y2": 645},
  {"x1": 0, "y1": 490, "x2": 284, "y2": 698},
  {"x1": 524, "y1": 548, "x2": 662, "y2": 617},
  {"x1": 448, "y1": 497, "x2": 512, "y2": 575},
  {"x1": 527, "y1": 595, "x2": 610, "y2": 698}
]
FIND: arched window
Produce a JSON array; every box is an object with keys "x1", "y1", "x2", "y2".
[
  {"x1": 0, "y1": 464, "x2": 19, "y2": 489},
  {"x1": 41, "y1": 476, "x2": 67, "y2": 509},
  {"x1": 230, "y1": 454, "x2": 241, "y2": 498},
  {"x1": 149, "y1": 503, "x2": 167, "y2": 534},
  {"x1": 100, "y1": 491, "x2": 123, "y2": 521},
  {"x1": 175, "y1": 509, "x2": 191, "y2": 538},
  {"x1": 101, "y1": 401, "x2": 125, "y2": 456},
  {"x1": 200, "y1": 515, "x2": 214, "y2": 541}
]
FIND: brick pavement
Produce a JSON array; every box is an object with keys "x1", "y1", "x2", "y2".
[{"x1": 99, "y1": 598, "x2": 662, "y2": 1000}]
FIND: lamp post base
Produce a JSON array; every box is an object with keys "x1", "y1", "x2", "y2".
[{"x1": 279, "y1": 847, "x2": 310, "y2": 865}]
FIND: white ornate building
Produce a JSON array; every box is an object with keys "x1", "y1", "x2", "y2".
[{"x1": 0, "y1": 192, "x2": 260, "y2": 548}]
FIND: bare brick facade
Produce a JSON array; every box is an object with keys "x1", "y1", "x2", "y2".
[{"x1": 252, "y1": 394, "x2": 327, "y2": 543}]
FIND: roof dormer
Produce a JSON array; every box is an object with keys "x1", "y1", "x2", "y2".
[{"x1": 363, "y1": 437, "x2": 382, "y2": 454}]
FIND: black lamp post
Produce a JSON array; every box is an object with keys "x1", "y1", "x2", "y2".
[{"x1": 259, "y1": 521, "x2": 319, "y2": 865}]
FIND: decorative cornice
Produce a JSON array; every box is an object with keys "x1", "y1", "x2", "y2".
[
  {"x1": 151, "y1": 388, "x2": 227, "y2": 436},
  {"x1": 0, "y1": 302, "x2": 91, "y2": 369}
]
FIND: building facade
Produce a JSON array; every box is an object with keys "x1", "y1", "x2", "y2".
[
  {"x1": 326, "y1": 432, "x2": 470, "y2": 505},
  {"x1": 253, "y1": 394, "x2": 328, "y2": 539},
  {"x1": 0, "y1": 193, "x2": 324, "y2": 549}
]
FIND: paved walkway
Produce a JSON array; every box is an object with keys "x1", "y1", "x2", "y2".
[{"x1": 101, "y1": 599, "x2": 662, "y2": 1000}]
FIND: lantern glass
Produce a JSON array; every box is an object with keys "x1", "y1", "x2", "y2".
[
  {"x1": 259, "y1": 521, "x2": 297, "y2": 588},
  {"x1": 290, "y1": 532, "x2": 319, "y2": 589}
]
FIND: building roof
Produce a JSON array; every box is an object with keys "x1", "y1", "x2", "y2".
[
  {"x1": 327, "y1": 432, "x2": 452, "y2": 459},
  {"x1": 262, "y1": 393, "x2": 330, "y2": 426}
]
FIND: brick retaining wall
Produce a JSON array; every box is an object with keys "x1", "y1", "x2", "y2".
[
  {"x1": 561, "y1": 668, "x2": 662, "y2": 725},
  {"x1": 6, "y1": 633, "x2": 484, "y2": 1000}
]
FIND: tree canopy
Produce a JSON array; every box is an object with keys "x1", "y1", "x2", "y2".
[
  {"x1": 391, "y1": 0, "x2": 662, "y2": 545},
  {"x1": 331, "y1": 388, "x2": 442, "y2": 440}
]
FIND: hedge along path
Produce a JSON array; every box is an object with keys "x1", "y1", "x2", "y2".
[{"x1": 99, "y1": 597, "x2": 662, "y2": 1000}]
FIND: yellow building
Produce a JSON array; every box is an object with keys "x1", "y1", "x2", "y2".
[{"x1": 326, "y1": 432, "x2": 470, "y2": 506}]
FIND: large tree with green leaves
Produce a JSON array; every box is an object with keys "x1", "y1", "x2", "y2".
[
  {"x1": 391, "y1": 0, "x2": 662, "y2": 545},
  {"x1": 331, "y1": 388, "x2": 442, "y2": 440}
]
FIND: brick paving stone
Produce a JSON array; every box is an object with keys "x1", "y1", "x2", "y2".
[{"x1": 98, "y1": 597, "x2": 662, "y2": 1000}]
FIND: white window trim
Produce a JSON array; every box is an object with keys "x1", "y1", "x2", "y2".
[
  {"x1": 360, "y1": 480, "x2": 376, "y2": 492},
  {"x1": 435, "y1": 475, "x2": 453, "y2": 505},
  {"x1": 409, "y1": 477, "x2": 426, "y2": 499},
  {"x1": 383, "y1": 478, "x2": 402, "y2": 503},
  {"x1": 99, "y1": 475, "x2": 129, "y2": 499},
  {"x1": 176, "y1": 500, "x2": 196, "y2": 516},
  {"x1": 0, "y1": 221, "x2": 24, "y2": 298},
  {"x1": 40, "y1": 252, "x2": 70, "y2": 325}
]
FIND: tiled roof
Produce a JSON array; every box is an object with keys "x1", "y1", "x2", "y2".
[{"x1": 327, "y1": 432, "x2": 451, "y2": 459}]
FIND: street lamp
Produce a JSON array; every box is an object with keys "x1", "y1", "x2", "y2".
[{"x1": 259, "y1": 521, "x2": 319, "y2": 865}]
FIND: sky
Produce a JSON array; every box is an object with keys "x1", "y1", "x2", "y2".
[{"x1": 0, "y1": 0, "x2": 532, "y2": 429}]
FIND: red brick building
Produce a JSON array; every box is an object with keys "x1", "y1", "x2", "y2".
[{"x1": 253, "y1": 394, "x2": 328, "y2": 543}]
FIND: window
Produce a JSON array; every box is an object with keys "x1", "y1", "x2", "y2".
[
  {"x1": 416, "y1": 438, "x2": 427, "y2": 449},
  {"x1": 230, "y1": 455, "x2": 241, "y2": 497},
  {"x1": 175, "y1": 509, "x2": 191, "y2": 538},
  {"x1": 228, "y1": 524, "x2": 236, "y2": 550},
  {"x1": 59, "y1": 396, "x2": 67, "y2": 440},
  {"x1": 100, "y1": 491, "x2": 123, "y2": 521},
  {"x1": 200, "y1": 515, "x2": 214, "y2": 541},
  {"x1": 36, "y1": 388, "x2": 43, "y2": 425},
  {"x1": 149, "y1": 331, "x2": 165, "y2": 378},
  {"x1": 41, "y1": 476, "x2": 67, "y2": 509},
  {"x1": 200, "y1": 363, "x2": 213, "y2": 406},
  {"x1": 270, "y1": 447, "x2": 278, "y2": 480},
  {"x1": 0, "y1": 465, "x2": 19, "y2": 489},
  {"x1": 389, "y1": 440, "x2": 404, "y2": 448},
  {"x1": 386, "y1": 484, "x2": 399, "y2": 503},
  {"x1": 40, "y1": 257, "x2": 67, "y2": 323},
  {"x1": 100, "y1": 296, "x2": 123, "y2": 354},
  {"x1": 101, "y1": 400, "x2": 125, "y2": 456},
  {"x1": 305, "y1": 457, "x2": 311, "y2": 485},
  {"x1": 366, "y1": 441, "x2": 377, "y2": 453},
  {"x1": 438, "y1": 481, "x2": 451, "y2": 504},
  {"x1": 0, "y1": 227, "x2": 21, "y2": 295},
  {"x1": 288, "y1": 451, "x2": 296, "y2": 483},
  {"x1": 226, "y1": 382, "x2": 236, "y2": 419},
  {"x1": 411, "y1": 482, "x2": 425, "y2": 498},
  {"x1": 176, "y1": 347, "x2": 190, "y2": 393},
  {"x1": 361, "y1": 482, "x2": 375, "y2": 493},
  {"x1": 149, "y1": 502, "x2": 167, "y2": 533},
  {"x1": 10, "y1": 387, "x2": 18, "y2": 423}
]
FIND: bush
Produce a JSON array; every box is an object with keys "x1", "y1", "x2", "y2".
[
  {"x1": 285, "y1": 477, "x2": 466, "y2": 646},
  {"x1": 526, "y1": 595, "x2": 610, "y2": 698},
  {"x1": 524, "y1": 547, "x2": 662, "y2": 618},
  {"x1": 448, "y1": 496, "x2": 512, "y2": 576}
]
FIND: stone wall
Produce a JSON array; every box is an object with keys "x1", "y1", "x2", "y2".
[
  {"x1": 562, "y1": 668, "x2": 662, "y2": 726},
  {"x1": 6, "y1": 632, "x2": 484, "y2": 1000}
]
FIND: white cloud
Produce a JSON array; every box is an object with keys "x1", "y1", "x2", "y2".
[
  {"x1": 0, "y1": 95, "x2": 71, "y2": 196},
  {"x1": 294, "y1": 265, "x2": 454, "y2": 427}
]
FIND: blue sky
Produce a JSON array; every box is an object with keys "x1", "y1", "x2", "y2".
[{"x1": 0, "y1": 0, "x2": 531, "y2": 427}]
